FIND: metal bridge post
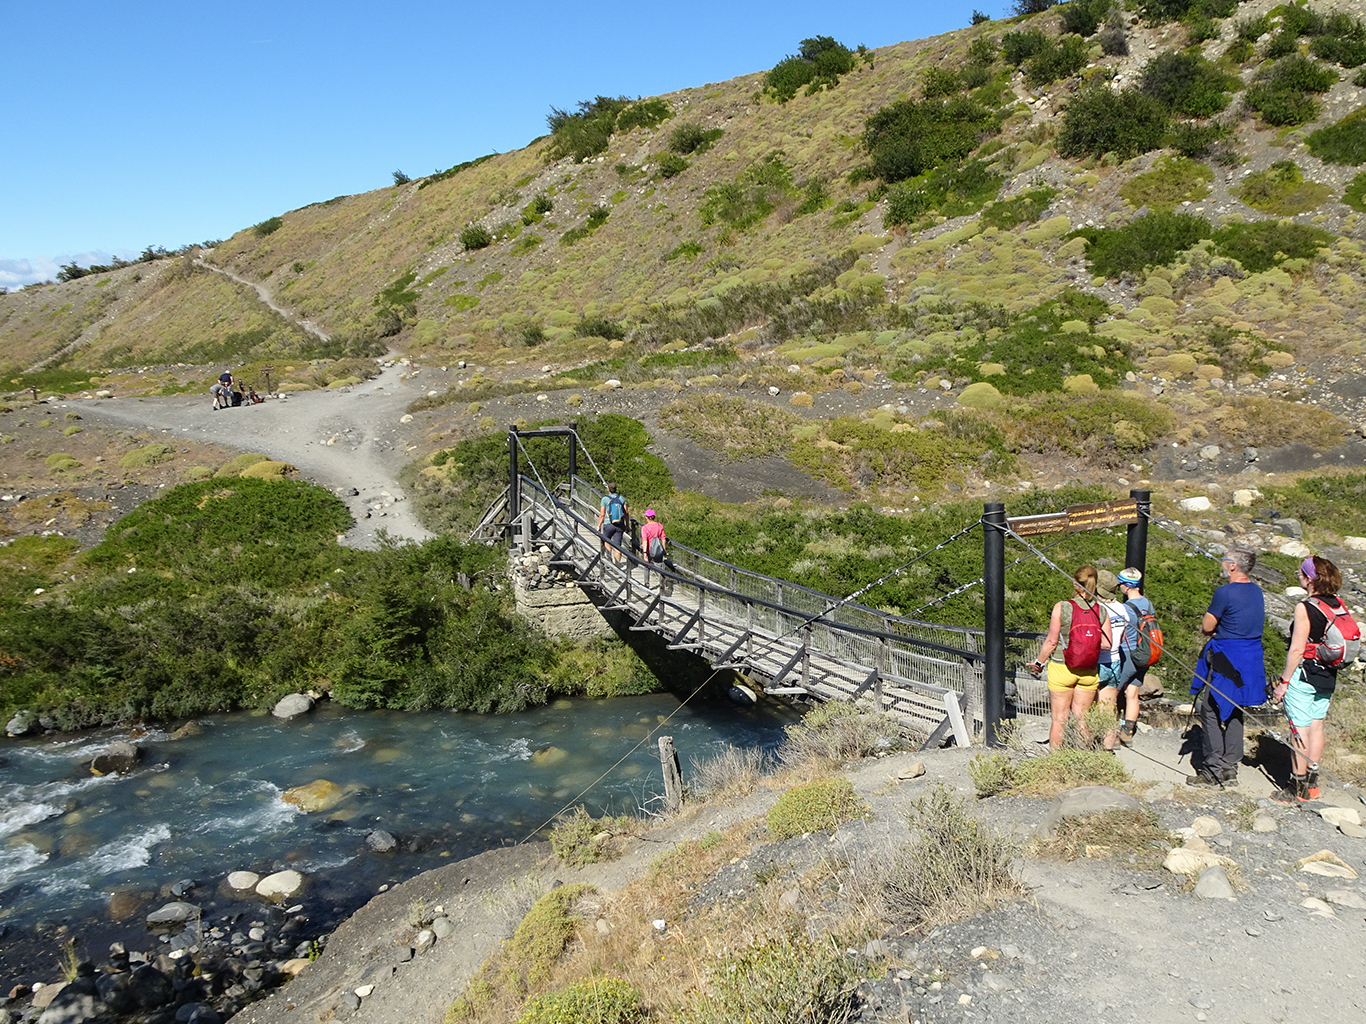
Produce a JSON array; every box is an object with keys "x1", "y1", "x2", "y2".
[
  {"x1": 507, "y1": 428, "x2": 520, "y2": 548},
  {"x1": 1126, "y1": 489, "x2": 1151, "y2": 576},
  {"x1": 983, "y1": 502, "x2": 1006, "y2": 748},
  {"x1": 568, "y1": 421, "x2": 577, "y2": 485}
]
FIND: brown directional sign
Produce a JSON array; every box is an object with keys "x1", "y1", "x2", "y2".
[{"x1": 1008, "y1": 498, "x2": 1140, "y2": 537}]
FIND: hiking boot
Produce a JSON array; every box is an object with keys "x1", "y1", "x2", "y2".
[
  {"x1": 1303, "y1": 771, "x2": 1321, "y2": 802},
  {"x1": 1186, "y1": 769, "x2": 1222, "y2": 787},
  {"x1": 1216, "y1": 767, "x2": 1238, "y2": 784},
  {"x1": 1272, "y1": 776, "x2": 1306, "y2": 804},
  {"x1": 1118, "y1": 721, "x2": 1137, "y2": 745}
]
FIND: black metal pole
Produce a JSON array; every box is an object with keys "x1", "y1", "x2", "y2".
[
  {"x1": 983, "y1": 502, "x2": 1006, "y2": 747},
  {"x1": 1126, "y1": 489, "x2": 1151, "y2": 575},
  {"x1": 507, "y1": 428, "x2": 520, "y2": 544},
  {"x1": 567, "y1": 421, "x2": 577, "y2": 484}
]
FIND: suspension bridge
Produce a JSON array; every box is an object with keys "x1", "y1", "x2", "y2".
[{"x1": 471, "y1": 427, "x2": 1155, "y2": 744}]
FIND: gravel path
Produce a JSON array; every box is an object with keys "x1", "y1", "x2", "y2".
[{"x1": 56, "y1": 361, "x2": 433, "y2": 550}]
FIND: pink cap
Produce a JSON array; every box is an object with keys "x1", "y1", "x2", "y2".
[{"x1": 644, "y1": 509, "x2": 656, "y2": 517}]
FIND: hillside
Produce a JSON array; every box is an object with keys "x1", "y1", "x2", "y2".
[{"x1": 5, "y1": 0, "x2": 1366, "y2": 510}]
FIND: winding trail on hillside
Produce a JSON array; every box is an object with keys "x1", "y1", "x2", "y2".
[
  {"x1": 195, "y1": 257, "x2": 332, "y2": 342},
  {"x1": 58, "y1": 361, "x2": 433, "y2": 550}
]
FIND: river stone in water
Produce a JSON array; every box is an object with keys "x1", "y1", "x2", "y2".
[
  {"x1": 281, "y1": 779, "x2": 343, "y2": 812},
  {"x1": 146, "y1": 901, "x2": 198, "y2": 925},
  {"x1": 1037, "y1": 785, "x2": 1142, "y2": 840},
  {"x1": 366, "y1": 830, "x2": 397, "y2": 852},
  {"x1": 90, "y1": 740, "x2": 140, "y2": 776},
  {"x1": 531, "y1": 746, "x2": 566, "y2": 766},
  {"x1": 272, "y1": 694, "x2": 315, "y2": 720},
  {"x1": 256, "y1": 870, "x2": 305, "y2": 900},
  {"x1": 107, "y1": 890, "x2": 143, "y2": 921},
  {"x1": 6, "y1": 709, "x2": 37, "y2": 736},
  {"x1": 226, "y1": 871, "x2": 261, "y2": 892}
]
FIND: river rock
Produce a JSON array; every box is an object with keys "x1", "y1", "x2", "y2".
[
  {"x1": 1164, "y1": 847, "x2": 1230, "y2": 875},
  {"x1": 37, "y1": 975, "x2": 101, "y2": 1024},
  {"x1": 256, "y1": 870, "x2": 305, "y2": 900},
  {"x1": 89, "y1": 740, "x2": 140, "y2": 776},
  {"x1": 128, "y1": 963, "x2": 173, "y2": 1009},
  {"x1": 1037, "y1": 785, "x2": 1141, "y2": 840},
  {"x1": 107, "y1": 890, "x2": 143, "y2": 921},
  {"x1": 1343, "y1": 536, "x2": 1366, "y2": 552},
  {"x1": 1178, "y1": 496, "x2": 1211, "y2": 512},
  {"x1": 727, "y1": 684, "x2": 757, "y2": 706},
  {"x1": 146, "y1": 901, "x2": 199, "y2": 926},
  {"x1": 1296, "y1": 851, "x2": 1358, "y2": 878},
  {"x1": 170, "y1": 721, "x2": 204, "y2": 739},
  {"x1": 272, "y1": 694, "x2": 315, "y2": 720},
  {"x1": 31, "y1": 983, "x2": 63, "y2": 1010},
  {"x1": 6, "y1": 709, "x2": 37, "y2": 736},
  {"x1": 226, "y1": 870, "x2": 261, "y2": 892},
  {"x1": 1193, "y1": 865, "x2": 1236, "y2": 900},
  {"x1": 281, "y1": 779, "x2": 343, "y2": 812},
  {"x1": 365, "y1": 830, "x2": 397, "y2": 852},
  {"x1": 531, "y1": 746, "x2": 566, "y2": 766}
]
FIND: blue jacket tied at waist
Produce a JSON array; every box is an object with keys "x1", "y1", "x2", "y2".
[{"x1": 1191, "y1": 636, "x2": 1266, "y2": 720}]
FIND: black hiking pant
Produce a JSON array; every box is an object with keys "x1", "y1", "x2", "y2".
[{"x1": 1196, "y1": 688, "x2": 1244, "y2": 775}]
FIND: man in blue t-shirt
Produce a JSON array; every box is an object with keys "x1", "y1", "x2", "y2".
[{"x1": 1189, "y1": 548, "x2": 1266, "y2": 787}]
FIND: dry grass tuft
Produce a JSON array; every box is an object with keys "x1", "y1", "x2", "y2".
[
  {"x1": 778, "y1": 699, "x2": 904, "y2": 769},
  {"x1": 688, "y1": 743, "x2": 772, "y2": 801},
  {"x1": 1029, "y1": 808, "x2": 1175, "y2": 869}
]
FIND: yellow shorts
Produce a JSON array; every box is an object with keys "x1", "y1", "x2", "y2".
[{"x1": 1047, "y1": 660, "x2": 1100, "y2": 693}]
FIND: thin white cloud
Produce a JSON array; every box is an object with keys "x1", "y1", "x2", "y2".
[{"x1": 0, "y1": 250, "x2": 138, "y2": 291}]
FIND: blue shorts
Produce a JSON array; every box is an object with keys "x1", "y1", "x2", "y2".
[
  {"x1": 1098, "y1": 650, "x2": 1137, "y2": 690},
  {"x1": 1284, "y1": 668, "x2": 1331, "y2": 728},
  {"x1": 602, "y1": 522, "x2": 624, "y2": 546}
]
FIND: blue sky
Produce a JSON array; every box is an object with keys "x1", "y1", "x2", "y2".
[{"x1": 1, "y1": 1, "x2": 996, "y2": 289}]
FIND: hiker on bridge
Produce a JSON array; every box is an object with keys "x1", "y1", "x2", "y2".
[
  {"x1": 1188, "y1": 547, "x2": 1265, "y2": 788},
  {"x1": 1028, "y1": 565, "x2": 1111, "y2": 750},
  {"x1": 640, "y1": 509, "x2": 671, "y2": 594},
  {"x1": 596, "y1": 482, "x2": 630, "y2": 567}
]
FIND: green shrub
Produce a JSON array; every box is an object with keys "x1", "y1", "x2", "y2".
[
  {"x1": 1058, "y1": 0, "x2": 1111, "y2": 37},
  {"x1": 922, "y1": 66, "x2": 963, "y2": 98},
  {"x1": 517, "y1": 979, "x2": 642, "y2": 1024},
  {"x1": 1224, "y1": 37, "x2": 1256, "y2": 63},
  {"x1": 1057, "y1": 87, "x2": 1170, "y2": 159},
  {"x1": 675, "y1": 931, "x2": 859, "y2": 1024},
  {"x1": 1235, "y1": 14, "x2": 1269, "y2": 41},
  {"x1": 1097, "y1": 10, "x2": 1129, "y2": 55},
  {"x1": 655, "y1": 153, "x2": 689, "y2": 178},
  {"x1": 1234, "y1": 160, "x2": 1332, "y2": 214},
  {"x1": 764, "y1": 35, "x2": 857, "y2": 102},
  {"x1": 663, "y1": 240, "x2": 704, "y2": 262},
  {"x1": 1119, "y1": 154, "x2": 1212, "y2": 209},
  {"x1": 884, "y1": 159, "x2": 1003, "y2": 226},
  {"x1": 1000, "y1": 29, "x2": 1047, "y2": 65},
  {"x1": 778, "y1": 700, "x2": 903, "y2": 764},
  {"x1": 1166, "y1": 120, "x2": 1229, "y2": 157},
  {"x1": 252, "y1": 216, "x2": 282, "y2": 237},
  {"x1": 460, "y1": 225, "x2": 493, "y2": 251},
  {"x1": 215, "y1": 452, "x2": 268, "y2": 477},
  {"x1": 668, "y1": 123, "x2": 723, "y2": 155},
  {"x1": 766, "y1": 777, "x2": 869, "y2": 839},
  {"x1": 1134, "y1": 0, "x2": 1236, "y2": 24},
  {"x1": 1212, "y1": 221, "x2": 1335, "y2": 271},
  {"x1": 1312, "y1": 33, "x2": 1366, "y2": 69},
  {"x1": 980, "y1": 187, "x2": 1058, "y2": 229},
  {"x1": 862, "y1": 97, "x2": 1002, "y2": 183},
  {"x1": 1069, "y1": 210, "x2": 1211, "y2": 276},
  {"x1": 549, "y1": 806, "x2": 626, "y2": 867},
  {"x1": 575, "y1": 315, "x2": 625, "y2": 340},
  {"x1": 1137, "y1": 51, "x2": 1238, "y2": 116},
  {"x1": 521, "y1": 194, "x2": 554, "y2": 224},
  {"x1": 1306, "y1": 108, "x2": 1366, "y2": 165},
  {"x1": 614, "y1": 98, "x2": 672, "y2": 132},
  {"x1": 1344, "y1": 172, "x2": 1366, "y2": 212},
  {"x1": 1245, "y1": 55, "x2": 1337, "y2": 126},
  {"x1": 544, "y1": 96, "x2": 631, "y2": 162},
  {"x1": 119, "y1": 443, "x2": 175, "y2": 469},
  {"x1": 658, "y1": 395, "x2": 797, "y2": 461},
  {"x1": 1023, "y1": 34, "x2": 1089, "y2": 88},
  {"x1": 699, "y1": 154, "x2": 795, "y2": 229}
]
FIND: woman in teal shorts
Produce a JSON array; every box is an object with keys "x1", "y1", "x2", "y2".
[{"x1": 1271, "y1": 556, "x2": 1347, "y2": 802}]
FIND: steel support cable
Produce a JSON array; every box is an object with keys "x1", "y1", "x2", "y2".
[
  {"x1": 517, "y1": 669, "x2": 724, "y2": 844},
  {"x1": 908, "y1": 532, "x2": 1073, "y2": 618},
  {"x1": 1148, "y1": 513, "x2": 1224, "y2": 561}
]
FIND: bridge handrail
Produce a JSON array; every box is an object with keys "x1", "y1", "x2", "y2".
[
  {"x1": 561, "y1": 476, "x2": 1044, "y2": 651},
  {"x1": 520, "y1": 475, "x2": 1043, "y2": 665}
]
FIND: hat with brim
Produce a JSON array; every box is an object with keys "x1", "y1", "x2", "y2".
[{"x1": 1096, "y1": 569, "x2": 1118, "y2": 601}]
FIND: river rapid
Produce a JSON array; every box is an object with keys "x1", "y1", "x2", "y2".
[{"x1": 0, "y1": 694, "x2": 798, "y2": 986}]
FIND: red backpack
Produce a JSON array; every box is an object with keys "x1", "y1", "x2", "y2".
[{"x1": 1064, "y1": 599, "x2": 1104, "y2": 672}]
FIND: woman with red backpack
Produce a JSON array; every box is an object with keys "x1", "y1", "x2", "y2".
[
  {"x1": 1273, "y1": 556, "x2": 1352, "y2": 802},
  {"x1": 1028, "y1": 565, "x2": 1112, "y2": 750}
]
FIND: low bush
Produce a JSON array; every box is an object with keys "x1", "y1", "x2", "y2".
[
  {"x1": 1259, "y1": 472, "x2": 1366, "y2": 539},
  {"x1": 1344, "y1": 172, "x2": 1366, "y2": 212},
  {"x1": 979, "y1": 186, "x2": 1057, "y2": 229},
  {"x1": 1137, "y1": 51, "x2": 1239, "y2": 116},
  {"x1": 778, "y1": 700, "x2": 903, "y2": 766},
  {"x1": 615, "y1": 98, "x2": 672, "y2": 133},
  {"x1": 766, "y1": 777, "x2": 869, "y2": 839},
  {"x1": 549, "y1": 806, "x2": 633, "y2": 867},
  {"x1": 517, "y1": 979, "x2": 642, "y2": 1024},
  {"x1": 252, "y1": 216, "x2": 282, "y2": 237},
  {"x1": 119, "y1": 443, "x2": 175, "y2": 469},
  {"x1": 1001, "y1": 29, "x2": 1047, "y2": 65},
  {"x1": 1058, "y1": 0, "x2": 1111, "y2": 37},
  {"x1": 922, "y1": 66, "x2": 963, "y2": 98},
  {"x1": 1166, "y1": 120, "x2": 1229, "y2": 158},
  {"x1": 1119, "y1": 154, "x2": 1212, "y2": 209},
  {"x1": 1031, "y1": 808, "x2": 1175, "y2": 867},
  {"x1": 688, "y1": 744, "x2": 771, "y2": 800},
  {"x1": 995, "y1": 391, "x2": 1173, "y2": 462},
  {"x1": 1057, "y1": 87, "x2": 1170, "y2": 160},
  {"x1": 461, "y1": 225, "x2": 493, "y2": 251},
  {"x1": 654, "y1": 153, "x2": 688, "y2": 178},
  {"x1": 884, "y1": 159, "x2": 1003, "y2": 226},
  {"x1": 1211, "y1": 221, "x2": 1334, "y2": 272},
  {"x1": 973, "y1": 747, "x2": 1128, "y2": 796},
  {"x1": 699, "y1": 154, "x2": 795, "y2": 229},
  {"x1": 879, "y1": 785, "x2": 1022, "y2": 926},
  {"x1": 1245, "y1": 55, "x2": 1337, "y2": 126},
  {"x1": 575, "y1": 314, "x2": 624, "y2": 340},
  {"x1": 1233, "y1": 160, "x2": 1332, "y2": 215},
  {"x1": 764, "y1": 35, "x2": 857, "y2": 102},
  {"x1": 544, "y1": 96, "x2": 631, "y2": 162},
  {"x1": 668, "y1": 123, "x2": 723, "y2": 155},
  {"x1": 1306, "y1": 109, "x2": 1366, "y2": 165},
  {"x1": 1069, "y1": 210, "x2": 1212, "y2": 277},
  {"x1": 1097, "y1": 9, "x2": 1129, "y2": 55},
  {"x1": 1023, "y1": 34, "x2": 1089, "y2": 88},
  {"x1": 862, "y1": 97, "x2": 1002, "y2": 183}
]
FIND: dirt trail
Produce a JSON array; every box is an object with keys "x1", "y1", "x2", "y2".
[
  {"x1": 194, "y1": 258, "x2": 332, "y2": 343},
  {"x1": 58, "y1": 361, "x2": 433, "y2": 550}
]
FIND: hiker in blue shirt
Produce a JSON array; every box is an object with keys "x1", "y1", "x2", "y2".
[
  {"x1": 596, "y1": 483, "x2": 629, "y2": 566},
  {"x1": 1188, "y1": 548, "x2": 1266, "y2": 787}
]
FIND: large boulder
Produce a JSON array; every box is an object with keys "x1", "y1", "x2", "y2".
[
  {"x1": 145, "y1": 902, "x2": 198, "y2": 926},
  {"x1": 271, "y1": 694, "x2": 315, "y2": 720},
  {"x1": 90, "y1": 741, "x2": 140, "y2": 776},
  {"x1": 256, "y1": 870, "x2": 305, "y2": 900},
  {"x1": 281, "y1": 779, "x2": 343, "y2": 812},
  {"x1": 6, "y1": 709, "x2": 37, "y2": 736}
]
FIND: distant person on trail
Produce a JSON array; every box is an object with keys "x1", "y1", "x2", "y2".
[
  {"x1": 209, "y1": 380, "x2": 230, "y2": 411},
  {"x1": 218, "y1": 370, "x2": 234, "y2": 387},
  {"x1": 1115, "y1": 567, "x2": 1152, "y2": 743},
  {"x1": 1028, "y1": 565, "x2": 1111, "y2": 750},
  {"x1": 1272, "y1": 556, "x2": 1347, "y2": 802},
  {"x1": 1095, "y1": 570, "x2": 1135, "y2": 752},
  {"x1": 596, "y1": 483, "x2": 629, "y2": 566},
  {"x1": 1188, "y1": 547, "x2": 1266, "y2": 788},
  {"x1": 640, "y1": 509, "x2": 670, "y2": 592}
]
